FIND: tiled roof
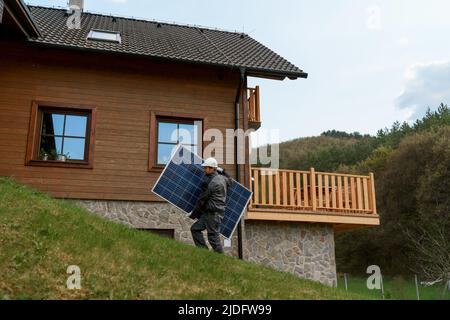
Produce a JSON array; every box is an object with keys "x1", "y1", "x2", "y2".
[{"x1": 27, "y1": 6, "x2": 307, "y2": 79}]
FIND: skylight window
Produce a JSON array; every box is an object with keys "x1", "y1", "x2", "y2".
[{"x1": 87, "y1": 30, "x2": 121, "y2": 43}]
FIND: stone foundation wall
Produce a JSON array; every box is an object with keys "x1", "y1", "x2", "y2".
[
  {"x1": 244, "y1": 220, "x2": 337, "y2": 287},
  {"x1": 75, "y1": 200, "x2": 337, "y2": 287},
  {"x1": 75, "y1": 200, "x2": 239, "y2": 257}
]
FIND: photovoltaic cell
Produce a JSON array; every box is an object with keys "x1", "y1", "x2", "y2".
[{"x1": 152, "y1": 145, "x2": 252, "y2": 239}]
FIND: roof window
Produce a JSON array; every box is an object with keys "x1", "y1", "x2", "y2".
[{"x1": 87, "y1": 30, "x2": 121, "y2": 43}]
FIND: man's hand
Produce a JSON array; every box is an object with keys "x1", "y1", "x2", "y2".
[{"x1": 189, "y1": 208, "x2": 202, "y2": 220}]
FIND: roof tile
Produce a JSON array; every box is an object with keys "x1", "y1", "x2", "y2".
[{"x1": 28, "y1": 6, "x2": 307, "y2": 79}]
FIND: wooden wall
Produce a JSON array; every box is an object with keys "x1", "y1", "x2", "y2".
[{"x1": 0, "y1": 37, "x2": 246, "y2": 201}]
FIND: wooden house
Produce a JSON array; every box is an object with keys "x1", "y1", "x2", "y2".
[{"x1": 0, "y1": 0, "x2": 379, "y2": 286}]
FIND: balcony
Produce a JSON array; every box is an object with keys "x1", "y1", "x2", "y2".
[
  {"x1": 247, "y1": 86, "x2": 261, "y2": 130},
  {"x1": 247, "y1": 168, "x2": 380, "y2": 232}
]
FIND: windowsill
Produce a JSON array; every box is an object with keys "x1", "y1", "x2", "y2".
[
  {"x1": 148, "y1": 166, "x2": 165, "y2": 173},
  {"x1": 27, "y1": 159, "x2": 93, "y2": 169}
]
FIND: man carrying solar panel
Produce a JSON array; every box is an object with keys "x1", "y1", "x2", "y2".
[{"x1": 190, "y1": 157, "x2": 232, "y2": 254}]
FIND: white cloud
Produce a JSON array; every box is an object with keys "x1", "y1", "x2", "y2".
[
  {"x1": 399, "y1": 36, "x2": 410, "y2": 46},
  {"x1": 396, "y1": 61, "x2": 450, "y2": 119}
]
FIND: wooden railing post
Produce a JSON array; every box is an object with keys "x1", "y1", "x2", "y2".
[
  {"x1": 369, "y1": 173, "x2": 377, "y2": 214},
  {"x1": 255, "y1": 85, "x2": 260, "y2": 122},
  {"x1": 310, "y1": 168, "x2": 317, "y2": 212},
  {"x1": 248, "y1": 88, "x2": 254, "y2": 122},
  {"x1": 249, "y1": 168, "x2": 253, "y2": 208},
  {"x1": 252, "y1": 168, "x2": 258, "y2": 207}
]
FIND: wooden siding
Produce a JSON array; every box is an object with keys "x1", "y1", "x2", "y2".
[{"x1": 0, "y1": 38, "x2": 246, "y2": 201}]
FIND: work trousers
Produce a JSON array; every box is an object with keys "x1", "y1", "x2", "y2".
[{"x1": 190, "y1": 211, "x2": 224, "y2": 254}]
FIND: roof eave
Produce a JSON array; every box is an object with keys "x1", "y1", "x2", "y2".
[
  {"x1": 4, "y1": 0, "x2": 41, "y2": 38},
  {"x1": 247, "y1": 68, "x2": 308, "y2": 81},
  {"x1": 26, "y1": 40, "x2": 308, "y2": 80}
]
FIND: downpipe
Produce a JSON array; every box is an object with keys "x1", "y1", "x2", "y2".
[{"x1": 234, "y1": 68, "x2": 246, "y2": 260}]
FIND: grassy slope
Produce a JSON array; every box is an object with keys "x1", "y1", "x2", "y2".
[{"x1": 0, "y1": 178, "x2": 367, "y2": 300}]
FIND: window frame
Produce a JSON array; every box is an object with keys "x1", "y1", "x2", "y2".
[
  {"x1": 26, "y1": 101, "x2": 97, "y2": 169},
  {"x1": 149, "y1": 111, "x2": 206, "y2": 172},
  {"x1": 87, "y1": 29, "x2": 122, "y2": 43}
]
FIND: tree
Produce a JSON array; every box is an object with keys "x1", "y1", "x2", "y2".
[
  {"x1": 405, "y1": 126, "x2": 450, "y2": 280},
  {"x1": 337, "y1": 126, "x2": 450, "y2": 275},
  {"x1": 406, "y1": 221, "x2": 450, "y2": 282}
]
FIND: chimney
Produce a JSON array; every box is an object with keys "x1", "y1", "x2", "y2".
[{"x1": 68, "y1": 0, "x2": 84, "y2": 13}]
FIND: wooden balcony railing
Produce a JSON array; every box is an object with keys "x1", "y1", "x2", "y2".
[
  {"x1": 250, "y1": 167, "x2": 377, "y2": 215},
  {"x1": 248, "y1": 86, "x2": 261, "y2": 130}
]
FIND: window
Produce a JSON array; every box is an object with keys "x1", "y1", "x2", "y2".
[
  {"x1": 39, "y1": 112, "x2": 88, "y2": 161},
  {"x1": 26, "y1": 102, "x2": 96, "y2": 168},
  {"x1": 87, "y1": 29, "x2": 121, "y2": 43},
  {"x1": 156, "y1": 120, "x2": 200, "y2": 165},
  {"x1": 149, "y1": 111, "x2": 205, "y2": 171},
  {"x1": 139, "y1": 229, "x2": 175, "y2": 239}
]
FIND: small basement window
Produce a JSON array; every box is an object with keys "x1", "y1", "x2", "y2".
[
  {"x1": 139, "y1": 229, "x2": 175, "y2": 239},
  {"x1": 87, "y1": 29, "x2": 121, "y2": 43}
]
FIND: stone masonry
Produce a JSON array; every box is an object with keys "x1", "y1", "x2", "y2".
[
  {"x1": 244, "y1": 220, "x2": 337, "y2": 287},
  {"x1": 75, "y1": 200, "x2": 239, "y2": 257},
  {"x1": 75, "y1": 200, "x2": 337, "y2": 287}
]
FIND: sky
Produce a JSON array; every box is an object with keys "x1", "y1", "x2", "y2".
[{"x1": 25, "y1": 0, "x2": 450, "y2": 145}]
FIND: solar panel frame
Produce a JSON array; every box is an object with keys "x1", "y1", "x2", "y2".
[{"x1": 151, "y1": 145, "x2": 252, "y2": 239}]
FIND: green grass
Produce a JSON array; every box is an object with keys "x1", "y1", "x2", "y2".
[
  {"x1": 337, "y1": 275, "x2": 450, "y2": 300},
  {"x1": 0, "y1": 178, "x2": 367, "y2": 300}
]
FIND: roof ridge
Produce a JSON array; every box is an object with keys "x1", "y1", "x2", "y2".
[{"x1": 27, "y1": 4, "x2": 248, "y2": 36}]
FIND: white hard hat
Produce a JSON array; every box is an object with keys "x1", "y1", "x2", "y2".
[{"x1": 201, "y1": 157, "x2": 218, "y2": 168}]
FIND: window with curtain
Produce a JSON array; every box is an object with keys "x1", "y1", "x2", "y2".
[{"x1": 38, "y1": 111, "x2": 90, "y2": 161}]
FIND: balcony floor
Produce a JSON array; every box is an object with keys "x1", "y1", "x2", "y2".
[{"x1": 246, "y1": 207, "x2": 380, "y2": 232}]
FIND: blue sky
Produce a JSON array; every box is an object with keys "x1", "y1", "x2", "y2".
[{"x1": 25, "y1": 0, "x2": 450, "y2": 144}]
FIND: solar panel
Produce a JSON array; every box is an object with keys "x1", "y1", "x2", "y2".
[{"x1": 152, "y1": 145, "x2": 252, "y2": 239}]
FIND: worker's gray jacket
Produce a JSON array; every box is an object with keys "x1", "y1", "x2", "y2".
[{"x1": 193, "y1": 171, "x2": 232, "y2": 217}]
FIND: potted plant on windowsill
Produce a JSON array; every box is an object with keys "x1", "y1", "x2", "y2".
[
  {"x1": 41, "y1": 149, "x2": 58, "y2": 161},
  {"x1": 57, "y1": 153, "x2": 70, "y2": 162},
  {"x1": 39, "y1": 149, "x2": 49, "y2": 161}
]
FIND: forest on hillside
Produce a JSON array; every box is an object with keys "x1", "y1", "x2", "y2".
[{"x1": 256, "y1": 104, "x2": 450, "y2": 279}]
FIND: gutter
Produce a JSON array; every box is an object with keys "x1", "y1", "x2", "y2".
[
  {"x1": 234, "y1": 67, "x2": 246, "y2": 260},
  {"x1": 247, "y1": 68, "x2": 308, "y2": 80}
]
